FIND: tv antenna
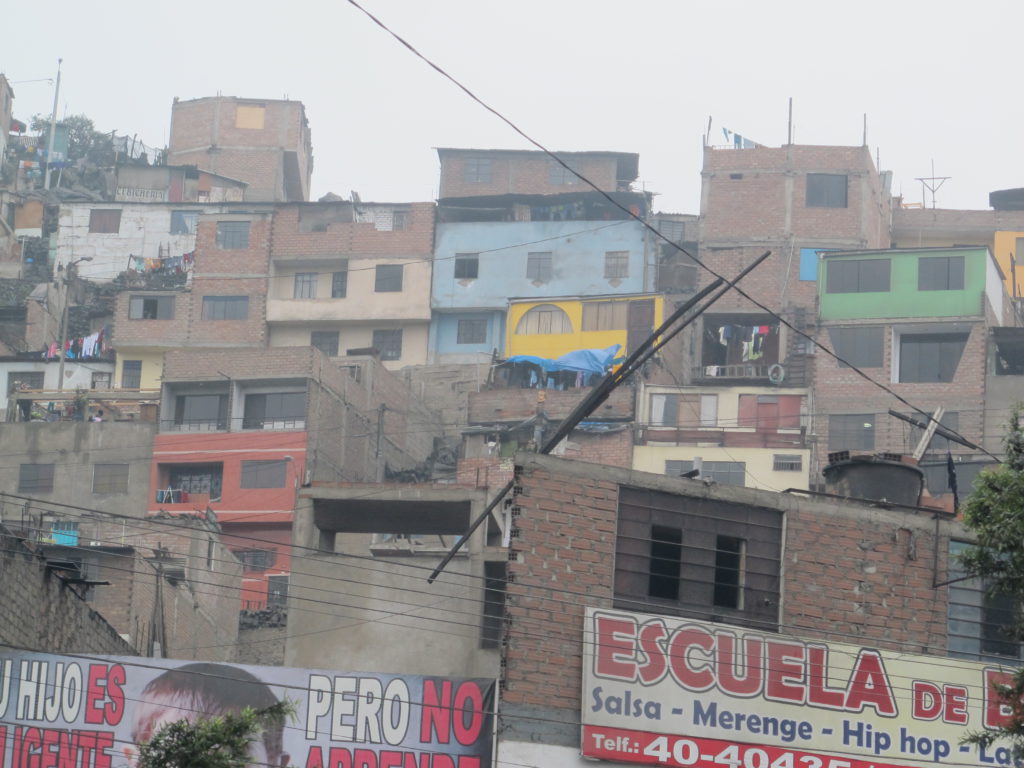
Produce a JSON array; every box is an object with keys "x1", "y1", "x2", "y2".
[{"x1": 915, "y1": 159, "x2": 950, "y2": 209}]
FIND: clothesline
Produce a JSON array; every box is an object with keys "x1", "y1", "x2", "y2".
[
  {"x1": 129, "y1": 250, "x2": 194, "y2": 275},
  {"x1": 41, "y1": 326, "x2": 109, "y2": 360}
]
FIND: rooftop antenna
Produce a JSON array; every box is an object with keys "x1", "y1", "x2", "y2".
[
  {"x1": 787, "y1": 97, "x2": 793, "y2": 145},
  {"x1": 915, "y1": 159, "x2": 950, "y2": 209}
]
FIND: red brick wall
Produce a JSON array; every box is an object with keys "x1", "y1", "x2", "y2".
[
  {"x1": 270, "y1": 203, "x2": 435, "y2": 256},
  {"x1": 438, "y1": 151, "x2": 622, "y2": 198},
  {"x1": 500, "y1": 455, "x2": 959, "y2": 745}
]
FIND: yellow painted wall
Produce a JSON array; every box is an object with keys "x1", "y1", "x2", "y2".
[
  {"x1": 993, "y1": 231, "x2": 1024, "y2": 299},
  {"x1": 506, "y1": 295, "x2": 663, "y2": 359},
  {"x1": 114, "y1": 348, "x2": 165, "y2": 390},
  {"x1": 632, "y1": 444, "x2": 810, "y2": 491}
]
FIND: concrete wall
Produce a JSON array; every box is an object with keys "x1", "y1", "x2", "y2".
[
  {"x1": 55, "y1": 203, "x2": 219, "y2": 280},
  {"x1": 268, "y1": 323, "x2": 430, "y2": 369},
  {"x1": 0, "y1": 422, "x2": 156, "y2": 517},
  {"x1": 433, "y1": 220, "x2": 651, "y2": 311},
  {"x1": 632, "y1": 444, "x2": 810, "y2": 491},
  {"x1": 0, "y1": 525, "x2": 136, "y2": 655},
  {"x1": 429, "y1": 311, "x2": 504, "y2": 363},
  {"x1": 288, "y1": 486, "x2": 499, "y2": 678}
]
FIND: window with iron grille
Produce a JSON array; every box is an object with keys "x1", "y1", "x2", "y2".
[
  {"x1": 267, "y1": 575, "x2": 289, "y2": 607},
  {"x1": 311, "y1": 331, "x2": 339, "y2": 357},
  {"x1": 242, "y1": 392, "x2": 306, "y2": 429},
  {"x1": 615, "y1": 486, "x2": 780, "y2": 628},
  {"x1": 332, "y1": 265, "x2": 348, "y2": 298},
  {"x1": 7, "y1": 371, "x2": 44, "y2": 393},
  {"x1": 391, "y1": 210, "x2": 409, "y2": 231},
  {"x1": 234, "y1": 548, "x2": 277, "y2": 572},
  {"x1": 549, "y1": 158, "x2": 582, "y2": 185},
  {"x1": 293, "y1": 272, "x2": 317, "y2": 299},
  {"x1": 526, "y1": 252, "x2": 553, "y2": 282},
  {"x1": 457, "y1": 318, "x2": 487, "y2": 345},
  {"x1": 464, "y1": 158, "x2": 492, "y2": 183},
  {"x1": 19, "y1": 464, "x2": 54, "y2": 493},
  {"x1": 806, "y1": 174, "x2": 848, "y2": 208},
  {"x1": 454, "y1": 254, "x2": 479, "y2": 280},
  {"x1": 375, "y1": 264, "x2": 403, "y2": 292},
  {"x1": 948, "y1": 541, "x2": 1022, "y2": 660},
  {"x1": 202, "y1": 296, "x2": 249, "y2": 320},
  {"x1": 88, "y1": 209, "x2": 121, "y2": 233},
  {"x1": 93, "y1": 464, "x2": 129, "y2": 494},
  {"x1": 604, "y1": 251, "x2": 629, "y2": 279},
  {"x1": 215, "y1": 221, "x2": 250, "y2": 249},
  {"x1": 773, "y1": 454, "x2": 803, "y2": 472},
  {"x1": 91, "y1": 372, "x2": 111, "y2": 390},
  {"x1": 372, "y1": 329, "x2": 403, "y2": 361},
  {"x1": 166, "y1": 464, "x2": 223, "y2": 501},
  {"x1": 121, "y1": 361, "x2": 142, "y2": 389}
]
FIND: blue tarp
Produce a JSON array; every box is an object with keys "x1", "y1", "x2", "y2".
[{"x1": 503, "y1": 345, "x2": 622, "y2": 375}]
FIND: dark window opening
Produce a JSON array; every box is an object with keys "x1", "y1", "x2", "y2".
[
  {"x1": 375, "y1": 264, "x2": 403, "y2": 292},
  {"x1": 332, "y1": 266, "x2": 348, "y2": 298},
  {"x1": 919, "y1": 255, "x2": 965, "y2": 291},
  {"x1": 826, "y1": 259, "x2": 890, "y2": 293},
  {"x1": 526, "y1": 252, "x2": 553, "y2": 282},
  {"x1": 163, "y1": 463, "x2": 223, "y2": 502},
  {"x1": 391, "y1": 210, "x2": 409, "y2": 231},
  {"x1": 481, "y1": 561, "x2": 507, "y2": 649},
  {"x1": 121, "y1": 361, "x2": 142, "y2": 389},
  {"x1": 372, "y1": 329, "x2": 403, "y2": 361},
  {"x1": 129, "y1": 295, "x2": 174, "y2": 320},
  {"x1": 234, "y1": 548, "x2": 277, "y2": 572},
  {"x1": 714, "y1": 535, "x2": 745, "y2": 609},
  {"x1": 648, "y1": 526, "x2": 682, "y2": 600},
  {"x1": 464, "y1": 158, "x2": 492, "y2": 184},
  {"x1": 240, "y1": 459, "x2": 288, "y2": 488},
  {"x1": 202, "y1": 296, "x2": 248, "y2": 320},
  {"x1": 457, "y1": 318, "x2": 487, "y2": 345},
  {"x1": 216, "y1": 221, "x2": 250, "y2": 250},
  {"x1": 454, "y1": 255, "x2": 479, "y2": 280},
  {"x1": 170, "y1": 211, "x2": 197, "y2": 235},
  {"x1": 827, "y1": 326, "x2": 884, "y2": 368},
  {"x1": 19, "y1": 463, "x2": 54, "y2": 493},
  {"x1": 773, "y1": 454, "x2": 803, "y2": 472},
  {"x1": 267, "y1": 575, "x2": 289, "y2": 607},
  {"x1": 828, "y1": 414, "x2": 876, "y2": 451},
  {"x1": 243, "y1": 392, "x2": 306, "y2": 429},
  {"x1": 173, "y1": 394, "x2": 228, "y2": 431},
  {"x1": 311, "y1": 331, "x2": 339, "y2": 357},
  {"x1": 899, "y1": 333, "x2": 968, "y2": 383},
  {"x1": 806, "y1": 174, "x2": 848, "y2": 208},
  {"x1": 7, "y1": 371, "x2": 44, "y2": 393}
]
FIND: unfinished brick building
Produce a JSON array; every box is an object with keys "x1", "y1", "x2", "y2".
[{"x1": 168, "y1": 96, "x2": 313, "y2": 202}]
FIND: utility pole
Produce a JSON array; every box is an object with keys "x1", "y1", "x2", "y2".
[
  {"x1": 43, "y1": 59, "x2": 63, "y2": 191},
  {"x1": 56, "y1": 257, "x2": 92, "y2": 391}
]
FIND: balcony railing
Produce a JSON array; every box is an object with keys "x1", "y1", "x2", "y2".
[{"x1": 692, "y1": 364, "x2": 770, "y2": 380}]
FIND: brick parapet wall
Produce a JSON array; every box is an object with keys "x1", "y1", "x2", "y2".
[{"x1": 270, "y1": 203, "x2": 435, "y2": 257}]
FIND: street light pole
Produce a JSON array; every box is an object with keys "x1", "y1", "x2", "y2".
[
  {"x1": 56, "y1": 257, "x2": 92, "y2": 392},
  {"x1": 43, "y1": 58, "x2": 63, "y2": 191}
]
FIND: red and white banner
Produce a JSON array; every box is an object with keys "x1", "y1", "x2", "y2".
[
  {"x1": 582, "y1": 608, "x2": 1016, "y2": 768},
  {"x1": 0, "y1": 652, "x2": 494, "y2": 768}
]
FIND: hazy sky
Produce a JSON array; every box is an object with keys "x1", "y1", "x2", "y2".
[{"x1": 2, "y1": 0, "x2": 1021, "y2": 212}]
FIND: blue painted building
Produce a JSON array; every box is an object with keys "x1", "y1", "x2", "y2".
[{"x1": 429, "y1": 192, "x2": 653, "y2": 363}]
